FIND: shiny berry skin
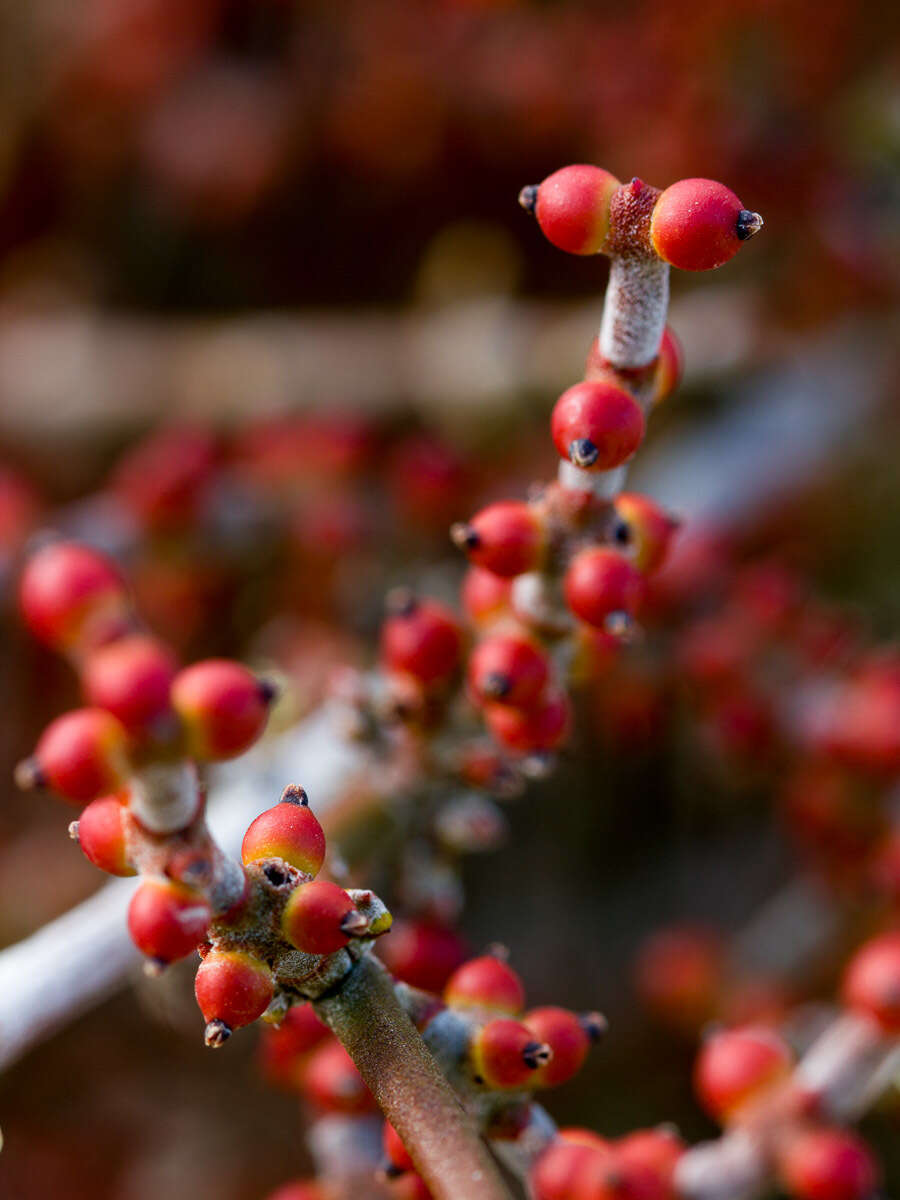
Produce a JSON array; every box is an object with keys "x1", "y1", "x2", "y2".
[
  {"x1": 485, "y1": 689, "x2": 571, "y2": 755},
  {"x1": 24, "y1": 708, "x2": 131, "y2": 804},
  {"x1": 19, "y1": 542, "x2": 131, "y2": 653},
  {"x1": 383, "y1": 1121, "x2": 415, "y2": 1173},
  {"x1": 778, "y1": 1128, "x2": 879, "y2": 1200},
  {"x1": 525, "y1": 165, "x2": 620, "y2": 255},
  {"x1": 380, "y1": 596, "x2": 462, "y2": 687},
  {"x1": 694, "y1": 1025, "x2": 792, "y2": 1121},
  {"x1": 565, "y1": 549, "x2": 646, "y2": 628},
  {"x1": 524, "y1": 1007, "x2": 596, "y2": 1088},
  {"x1": 195, "y1": 949, "x2": 274, "y2": 1031},
  {"x1": 259, "y1": 1003, "x2": 329, "y2": 1089},
  {"x1": 378, "y1": 919, "x2": 468, "y2": 993},
  {"x1": 653, "y1": 327, "x2": 684, "y2": 406},
  {"x1": 281, "y1": 879, "x2": 359, "y2": 956},
  {"x1": 303, "y1": 1039, "x2": 375, "y2": 1114},
  {"x1": 81, "y1": 635, "x2": 178, "y2": 737},
  {"x1": 650, "y1": 179, "x2": 760, "y2": 271},
  {"x1": 171, "y1": 659, "x2": 272, "y2": 760},
  {"x1": 461, "y1": 566, "x2": 513, "y2": 627},
  {"x1": 127, "y1": 877, "x2": 211, "y2": 964},
  {"x1": 76, "y1": 793, "x2": 135, "y2": 876},
  {"x1": 471, "y1": 1017, "x2": 551, "y2": 1089},
  {"x1": 444, "y1": 955, "x2": 525, "y2": 1015},
  {"x1": 241, "y1": 798, "x2": 326, "y2": 877},
  {"x1": 468, "y1": 633, "x2": 550, "y2": 708},
  {"x1": 612, "y1": 494, "x2": 679, "y2": 573},
  {"x1": 842, "y1": 931, "x2": 900, "y2": 1034},
  {"x1": 551, "y1": 381, "x2": 645, "y2": 471},
  {"x1": 453, "y1": 502, "x2": 544, "y2": 578}
]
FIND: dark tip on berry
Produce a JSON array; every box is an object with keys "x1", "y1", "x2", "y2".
[
  {"x1": 281, "y1": 783, "x2": 309, "y2": 807},
  {"x1": 204, "y1": 1019, "x2": 232, "y2": 1048},
  {"x1": 485, "y1": 941, "x2": 510, "y2": 961},
  {"x1": 263, "y1": 862, "x2": 289, "y2": 888},
  {"x1": 450, "y1": 522, "x2": 480, "y2": 552},
  {"x1": 569, "y1": 438, "x2": 599, "y2": 468},
  {"x1": 143, "y1": 958, "x2": 167, "y2": 978},
  {"x1": 522, "y1": 1040, "x2": 553, "y2": 1069},
  {"x1": 482, "y1": 672, "x2": 512, "y2": 700},
  {"x1": 736, "y1": 210, "x2": 764, "y2": 241},
  {"x1": 386, "y1": 587, "x2": 418, "y2": 619},
  {"x1": 473, "y1": 1074, "x2": 485, "y2": 1085},
  {"x1": 383, "y1": 1163, "x2": 406, "y2": 1180},
  {"x1": 14, "y1": 756, "x2": 45, "y2": 792},
  {"x1": 258, "y1": 678, "x2": 279, "y2": 705},
  {"x1": 581, "y1": 1011, "x2": 609, "y2": 1042},
  {"x1": 518, "y1": 184, "x2": 538, "y2": 214},
  {"x1": 612, "y1": 519, "x2": 631, "y2": 546},
  {"x1": 68, "y1": 820, "x2": 80, "y2": 842},
  {"x1": 340, "y1": 909, "x2": 369, "y2": 937}
]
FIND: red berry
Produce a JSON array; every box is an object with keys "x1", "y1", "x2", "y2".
[
  {"x1": 634, "y1": 925, "x2": 723, "y2": 1032},
  {"x1": 242, "y1": 795, "x2": 326, "y2": 877},
  {"x1": 76, "y1": 793, "x2": 135, "y2": 876},
  {"x1": 842, "y1": 931, "x2": 900, "y2": 1034},
  {"x1": 524, "y1": 1007, "x2": 598, "y2": 1088},
  {"x1": 195, "y1": 949, "x2": 274, "y2": 1033},
  {"x1": 468, "y1": 633, "x2": 550, "y2": 709},
  {"x1": 564, "y1": 549, "x2": 646, "y2": 628},
  {"x1": 19, "y1": 542, "x2": 131, "y2": 653},
  {"x1": 378, "y1": 919, "x2": 468, "y2": 993},
  {"x1": 485, "y1": 689, "x2": 571, "y2": 754},
  {"x1": 694, "y1": 1025, "x2": 792, "y2": 1122},
  {"x1": 127, "y1": 877, "x2": 211, "y2": 964},
  {"x1": 461, "y1": 566, "x2": 513, "y2": 627},
  {"x1": 471, "y1": 1017, "x2": 551, "y2": 1089},
  {"x1": 531, "y1": 1136, "x2": 611, "y2": 1200},
  {"x1": 259, "y1": 1003, "x2": 329, "y2": 1090},
  {"x1": 525, "y1": 165, "x2": 620, "y2": 256},
  {"x1": 171, "y1": 659, "x2": 273, "y2": 760},
  {"x1": 778, "y1": 1128, "x2": 879, "y2": 1200},
  {"x1": 612, "y1": 494, "x2": 679, "y2": 573},
  {"x1": 281, "y1": 879, "x2": 360, "y2": 956},
  {"x1": 380, "y1": 596, "x2": 462, "y2": 687},
  {"x1": 650, "y1": 179, "x2": 760, "y2": 271},
  {"x1": 23, "y1": 708, "x2": 131, "y2": 804},
  {"x1": 383, "y1": 1121, "x2": 415, "y2": 1173},
  {"x1": 615, "y1": 1128, "x2": 685, "y2": 1196},
  {"x1": 653, "y1": 327, "x2": 684, "y2": 406},
  {"x1": 112, "y1": 427, "x2": 216, "y2": 531},
  {"x1": 453, "y1": 502, "x2": 544, "y2": 579},
  {"x1": 303, "y1": 1039, "x2": 375, "y2": 1114},
  {"x1": 444, "y1": 955, "x2": 525, "y2": 1015},
  {"x1": 551, "y1": 381, "x2": 645, "y2": 471},
  {"x1": 81, "y1": 635, "x2": 178, "y2": 737}
]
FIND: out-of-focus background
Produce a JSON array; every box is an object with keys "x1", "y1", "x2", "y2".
[{"x1": 0, "y1": 2, "x2": 899, "y2": 1197}]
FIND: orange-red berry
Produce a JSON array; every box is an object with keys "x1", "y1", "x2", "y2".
[
  {"x1": 81, "y1": 634, "x2": 178, "y2": 737},
  {"x1": 303, "y1": 1039, "x2": 375, "y2": 1114},
  {"x1": 461, "y1": 566, "x2": 513, "y2": 627},
  {"x1": 531, "y1": 1134, "x2": 612, "y2": 1200},
  {"x1": 444, "y1": 954, "x2": 525, "y2": 1015},
  {"x1": 127, "y1": 877, "x2": 211, "y2": 965},
  {"x1": 171, "y1": 659, "x2": 273, "y2": 760},
  {"x1": 470, "y1": 1017, "x2": 551, "y2": 1089},
  {"x1": 76, "y1": 793, "x2": 135, "y2": 876},
  {"x1": 653, "y1": 327, "x2": 684, "y2": 406},
  {"x1": 778, "y1": 1128, "x2": 879, "y2": 1200},
  {"x1": 650, "y1": 178, "x2": 760, "y2": 271},
  {"x1": 23, "y1": 707, "x2": 131, "y2": 804},
  {"x1": 281, "y1": 879, "x2": 360, "y2": 956},
  {"x1": 468, "y1": 633, "x2": 550, "y2": 709},
  {"x1": 454, "y1": 502, "x2": 544, "y2": 579},
  {"x1": 612, "y1": 494, "x2": 679, "y2": 573},
  {"x1": 565, "y1": 548, "x2": 646, "y2": 628},
  {"x1": 241, "y1": 795, "x2": 326, "y2": 877},
  {"x1": 615, "y1": 1128, "x2": 685, "y2": 1197},
  {"x1": 634, "y1": 925, "x2": 723, "y2": 1032},
  {"x1": 19, "y1": 541, "x2": 132, "y2": 654},
  {"x1": 551, "y1": 381, "x2": 645, "y2": 471},
  {"x1": 380, "y1": 595, "x2": 462, "y2": 687},
  {"x1": 484, "y1": 689, "x2": 571, "y2": 755},
  {"x1": 694, "y1": 1025, "x2": 792, "y2": 1122},
  {"x1": 524, "y1": 1007, "x2": 600, "y2": 1088},
  {"x1": 195, "y1": 948, "x2": 274, "y2": 1034},
  {"x1": 523, "y1": 165, "x2": 620, "y2": 256},
  {"x1": 842, "y1": 931, "x2": 900, "y2": 1034},
  {"x1": 259, "y1": 1003, "x2": 329, "y2": 1090}
]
